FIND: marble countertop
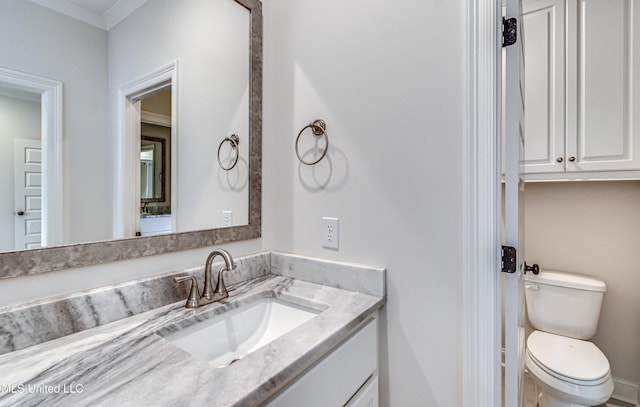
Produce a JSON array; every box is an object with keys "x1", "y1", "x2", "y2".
[{"x1": 0, "y1": 273, "x2": 384, "y2": 406}]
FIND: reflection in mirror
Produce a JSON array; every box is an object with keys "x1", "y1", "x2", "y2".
[
  {"x1": 140, "y1": 88, "x2": 171, "y2": 207},
  {"x1": 140, "y1": 137, "x2": 165, "y2": 202},
  {"x1": 0, "y1": 88, "x2": 41, "y2": 251},
  {"x1": 1, "y1": 0, "x2": 251, "y2": 245},
  {"x1": 0, "y1": 0, "x2": 262, "y2": 277},
  {"x1": 115, "y1": 0, "x2": 251, "y2": 237},
  {"x1": 0, "y1": 66, "x2": 63, "y2": 252},
  {"x1": 140, "y1": 143, "x2": 157, "y2": 200},
  {"x1": 138, "y1": 87, "x2": 172, "y2": 237}
]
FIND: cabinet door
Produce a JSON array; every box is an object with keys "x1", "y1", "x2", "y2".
[
  {"x1": 568, "y1": 0, "x2": 640, "y2": 172},
  {"x1": 523, "y1": 0, "x2": 566, "y2": 173},
  {"x1": 266, "y1": 319, "x2": 377, "y2": 407}
]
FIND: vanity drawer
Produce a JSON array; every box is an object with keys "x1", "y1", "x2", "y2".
[
  {"x1": 346, "y1": 376, "x2": 379, "y2": 407},
  {"x1": 266, "y1": 318, "x2": 378, "y2": 407}
]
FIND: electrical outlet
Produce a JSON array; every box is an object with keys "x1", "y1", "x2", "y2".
[
  {"x1": 322, "y1": 217, "x2": 339, "y2": 249},
  {"x1": 223, "y1": 210, "x2": 233, "y2": 227}
]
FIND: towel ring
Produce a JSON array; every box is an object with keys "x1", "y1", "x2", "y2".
[
  {"x1": 217, "y1": 134, "x2": 240, "y2": 171},
  {"x1": 295, "y1": 119, "x2": 328, "y2": 165}
]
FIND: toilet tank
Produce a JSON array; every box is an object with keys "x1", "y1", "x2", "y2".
[{"x1": 524, "y1": 270, "x2": 606, "y2": 340}]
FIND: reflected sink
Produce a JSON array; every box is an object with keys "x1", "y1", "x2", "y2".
[{"x1": 158, "y1": 296, "x2": 322, "y2": 368}]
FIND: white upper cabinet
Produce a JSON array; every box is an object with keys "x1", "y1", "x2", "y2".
[{"x1": 523, "y1": 0, "x2": 640, "y2": 180}]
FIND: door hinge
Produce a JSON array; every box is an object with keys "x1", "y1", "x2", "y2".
[
  {"x1": 501, "y1": 245, "x2": 517, "y2": 273},
  {"x1": 502, "y1": 17, "x2": 517, "y2": 47}
]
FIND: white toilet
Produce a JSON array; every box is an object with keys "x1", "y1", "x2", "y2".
[{"x1": 524, "y1": 270, "x2": 614, "y2": 407}]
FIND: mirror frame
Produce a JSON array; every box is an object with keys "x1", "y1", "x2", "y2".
[{"x1": 0, "y1": 0, "x2": 262, "y2": 279}]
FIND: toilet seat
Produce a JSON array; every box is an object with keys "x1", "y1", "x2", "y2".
[
  {"x1": 525, "y1": 351, "x2": 614, "y2": 407},
  {"x1": 527, "y1": 331, "x2": 610, "y2": 386}
]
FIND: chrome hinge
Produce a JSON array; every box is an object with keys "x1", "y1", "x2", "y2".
[
  {"x1": 502, "y1": 17, "x2": 517, "y2": 47},
  {"x1": 501, "y1": 245, "x2": 517, "y2": 273}
]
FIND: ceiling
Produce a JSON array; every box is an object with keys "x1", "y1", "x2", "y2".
[{"x1": 27, "y1": 0, "x2": 149, "y2": 30}]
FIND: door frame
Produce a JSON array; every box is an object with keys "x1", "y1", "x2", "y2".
[
  {"x1": 463, "y1": 0, "x2": 503, "y2": 405},
  {"x1": 0, "y1": 67, "x2": 63, "y2": 247}
]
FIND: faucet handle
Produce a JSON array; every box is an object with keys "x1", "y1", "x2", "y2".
[
  {"x1": 174, "y1": 276, "x2": 200, "y2": 308},
  {"x1": 213, "y1": 268, "x2": 230, "y2": 299}
]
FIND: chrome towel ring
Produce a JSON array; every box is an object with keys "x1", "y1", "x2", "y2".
[
  {"x1": 217, "y1": 134, "x2": 240, "y2": 170},
  {"x1": 295, "y1": 119, "x2": 328, "y2": 165}
]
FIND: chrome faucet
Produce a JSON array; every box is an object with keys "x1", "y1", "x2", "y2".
[{"x1": 174, "y1": 248, "x2": 237, "y2": 309}]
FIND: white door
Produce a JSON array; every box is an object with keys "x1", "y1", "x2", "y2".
[
  {"x1": 14, "y1": 138, "x2": 42, "y2": 249},
  {"x1": 503, "y1": 0, "x2": 526, "y2": 405}
]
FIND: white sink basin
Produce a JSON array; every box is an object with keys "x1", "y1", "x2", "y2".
[{"x1": 159, "y1": 296, "x2": 321, "y2": 368}]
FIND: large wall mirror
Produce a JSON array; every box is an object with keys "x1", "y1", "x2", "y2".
[{"x1": 0, "y1": 0, "x2": 262, "y2": 278}]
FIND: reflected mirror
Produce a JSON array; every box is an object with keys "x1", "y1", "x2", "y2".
[
  {"x1": 0, "y1": 0, "x2": 262, "y2": 276},
  {"x1": 140, "y1": 136, "x2": 166, "y2": 202}
]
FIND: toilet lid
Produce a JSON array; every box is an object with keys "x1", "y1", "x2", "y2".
[{"x1": 527, "y1": 331, "x2": 610, "y2": 383}]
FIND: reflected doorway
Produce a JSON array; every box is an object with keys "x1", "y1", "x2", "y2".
[
  {"x1": 139, "y1": 88, "x2": 172, "y2": 236},
  {"x1": 115, "y1": 61, "x2": 177, "y2": 240},
  {"x1": 0, "y1": 89, "x2": 41, "y2": 250},
  {"x1": 0, "y1": 68, "x2": 62, "y2": 251}
]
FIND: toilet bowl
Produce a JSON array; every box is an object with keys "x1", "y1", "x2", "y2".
[
  {"x1": 524, "y1": 270, "x2": 614, "y2": 407},
  {"x1": 525, "y1": 331, "x2": 614, "y2": 407}
]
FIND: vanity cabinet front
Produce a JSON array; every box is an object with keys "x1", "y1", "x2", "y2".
[
  {"x1": 266, "y1": 318, "x2": 378, "y2": 407},
  {"x1": 522, "y1": 0, "x2": 640, "y2": 180}
]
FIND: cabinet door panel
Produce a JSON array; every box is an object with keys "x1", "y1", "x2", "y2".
[
  {"x1": 266, "y1": 319, "x2": 377, "y2": 407},
  {"x1": 572, "y1": 0, "x2": 639, "y2": 171},
  {"x1": 523, "y1": 0, "x2": 566, "y2": 173}
]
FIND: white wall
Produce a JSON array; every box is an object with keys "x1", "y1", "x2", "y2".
[
  {"x1": 0, "y1": 0, "x2": 111, "y2": 244},
  {"x1": 108, "y1": 0, "x2": 250, "y2": 231},
  {"x1": 525, "y1": 181, "x2": 640, "y2": 385},
  {"x1": 262, "y1": 0, "x2": 466, "y2": 404},
  {"x1": 0, "y1": 94, "x2": 40, "y2": 251}
]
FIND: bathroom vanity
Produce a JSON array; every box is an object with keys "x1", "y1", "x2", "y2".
[
  {"x1": 139, "y1": 214, "x2": 172, "y2": 236},
  {"x1": 0, "y1": 252, "x2": 385, "y2": 407}
]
